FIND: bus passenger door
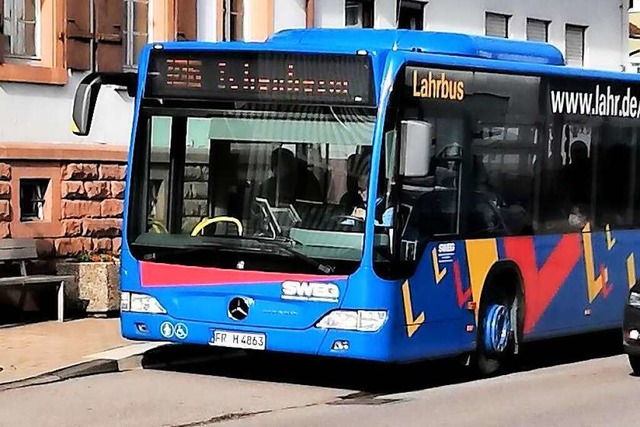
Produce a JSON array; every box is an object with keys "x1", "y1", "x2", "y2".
[{"x1": 381, "y1": 119, "x2": 474, "y2": 358}]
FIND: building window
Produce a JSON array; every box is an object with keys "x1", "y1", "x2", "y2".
[
  {"x1": 223, "y1": 0, "x2": 243, "y2": 41},
  {"x1": 123, "y1": 0, "x2": 149, "y2": 68},
  {"x1": 2, "y1": 0, "x2": 39, "y2": 58},
  {"x1": 398, "y1": 1, "x2": 425, "y2": 30},
  {"x1": 565, "y1": 24, "x2": 586, "y2": 66},
  {"x1": 526, "y1": 18, "x2": 549, "y2": 42},
  {"x1": 19, "y1": 179, "x2": 49, "y2": 222},
  {"x1": 485, "y1": 12, "x2": 509, "y2": 38},
  {"x1": 346, "y1": 0, "x2": 373, "y2": 28}
]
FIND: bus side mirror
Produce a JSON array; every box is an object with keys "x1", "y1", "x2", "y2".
[
  {"x1": 71, "y1": 72, "x2": 138, "y2": 136},
  {"x1": 400, "y1": 120, "x2": 432, "y2": 177}
]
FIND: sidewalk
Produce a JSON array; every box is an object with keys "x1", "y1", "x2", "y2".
[{"x1": 0, "y1": 318, "x2": 133, "y2": 385}]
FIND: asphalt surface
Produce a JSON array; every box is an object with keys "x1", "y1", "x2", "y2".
[{"x1": 0, "y1": 330, "x2": 637, "y2": 427}]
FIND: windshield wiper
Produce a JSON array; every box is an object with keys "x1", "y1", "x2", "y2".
[
  {"x1": 246, "y1": 236, "x2": 336, "y2": 275},
  {"x1": 134, "y1": 241, "x2": 260, "y2": 262},
  {"x1": 274, "y1": 241, "x2": 336, "y2": 274},
  {"x1": 134, "y1": 237, "x2": 335, "y2": 275}
]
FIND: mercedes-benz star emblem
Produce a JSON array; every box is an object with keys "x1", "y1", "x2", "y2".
[{"x1": 228, "y1": 297, "x2": 249, "y2": 321}]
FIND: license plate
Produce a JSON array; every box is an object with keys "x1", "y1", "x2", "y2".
[{"x1": 209, "y1": 330, "x2": 266, "y2": 350}]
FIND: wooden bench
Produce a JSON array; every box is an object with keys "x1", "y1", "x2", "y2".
[{"x1": 0, "y1": 239, "x2": 75, "y2": 322}]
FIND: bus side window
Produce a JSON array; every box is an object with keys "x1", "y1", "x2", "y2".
[{"x1": 540, "y1": 124, "x2": 595, "y2": 233}]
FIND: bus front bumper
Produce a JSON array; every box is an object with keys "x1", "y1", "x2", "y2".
[{"x1": 121, "y1": 312, "x2": 393, "y2": 362}]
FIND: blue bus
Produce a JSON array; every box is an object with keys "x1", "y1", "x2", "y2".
[{"x1": 72, "y1": 29, "x2": 640, "y2": 376}]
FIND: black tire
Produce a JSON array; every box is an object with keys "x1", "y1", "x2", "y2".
[
  {"x1": 474, "y1": 300, "x2": 516, "y2": 377},
  {"x1": 629, "y1": 355, "x2": 640, "y2": 376}
]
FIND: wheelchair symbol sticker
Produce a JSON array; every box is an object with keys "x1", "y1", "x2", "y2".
[{"x1": 174, "y1": 323, "x2": 188, "y2": 340}]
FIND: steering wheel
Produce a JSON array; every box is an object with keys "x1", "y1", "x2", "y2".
[
  {"x1": 148, "y1": 219, "x2": 168, "y2": 234},
  {"x1": 191, "y1": 216, "x2": 243, "y2": 237}
]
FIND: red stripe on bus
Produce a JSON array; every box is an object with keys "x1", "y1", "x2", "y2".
[{"x1": 140, "y1": 262, "x2": 347, "y2": 287}]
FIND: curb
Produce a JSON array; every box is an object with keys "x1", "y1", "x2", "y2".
[
  {"x1": 0, "y1": 359, "x2": 120, "y2": 392},
  {"x1": 0, "y1": 343, "x2": 242, "y2": 393}
]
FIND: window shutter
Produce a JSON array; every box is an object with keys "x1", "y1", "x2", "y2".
[
  {"x1": 485, "y1": 12, "x2": 508, "y2": 38},
  {"x1": 566, "y1": 25, "x2": 585, "y2": 66},
  {"x1": 0, "y1": 0, "x2": 5, "y2": 64},
  {"x1": 66, "y1": 0, "x2": 92, "y2": 70},
  {"x1": 231, "y1": 0, "x2": 244, "y2": 41},
  {"x1": 94, "y1": 0, "x2": 124, "y2": 72},
  {"x1": 175, "y1": 0, "x2": 197, "y2": 41},
  {"x1": 526, "y1": 19, "x2": 548, "y2": 42}
]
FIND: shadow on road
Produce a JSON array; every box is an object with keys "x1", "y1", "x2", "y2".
[{"x1": 140, "y1": 328, "x2": 627, "y2": 396}]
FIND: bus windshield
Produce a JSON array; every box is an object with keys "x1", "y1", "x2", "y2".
[{"x1": 129, "y1": 104, "x2": 380, "y2": 274}]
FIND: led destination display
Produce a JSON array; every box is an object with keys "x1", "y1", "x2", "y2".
[{"x1": 145, "y1": 50, "x2": 375, "y2": 106}]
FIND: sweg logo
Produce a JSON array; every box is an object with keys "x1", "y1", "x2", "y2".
[{"x1": 281, "y1": 281, "x2": 339, "y2": 302}]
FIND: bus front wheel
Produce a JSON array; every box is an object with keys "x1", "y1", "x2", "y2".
[{"x1": 475, "y1": 301, "x2": 515, "y2": 377}]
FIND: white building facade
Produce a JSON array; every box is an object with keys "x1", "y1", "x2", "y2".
[
  {"x1": 0, "y1": 0, "x2": 630, "y2": 146},
  {"x1": 0, "y1": 0, "x2": 630, "y2": 255}
]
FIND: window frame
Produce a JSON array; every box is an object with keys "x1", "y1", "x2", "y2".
[
  {"x1": 0, "y1": 0, "x2": 66, "y2": 85},
  {"x1": 222, "y1": 0, "x2": 243, "y2": 41},
  {"x1": 526, "y1": 18, "x2": 550, "y2": 43},
  {"x1": 3, "y1": 0, "x2": 40, "y2": 59},
  {"x1": 345, "y1": 0, "x2": 374, "y2": 29},
  {"x1": 19, "y1": 178, "x2": 49, "y2": 222},
  {"x1": 123, "y1": 0, "x2": 150, "y2": 70},
  {"x1": 485, "y1": 12, "x2": 510, "y2": 38},
  {"x1": 398, "y1": 0, "x2": 425, "y2": 31},
  {"x1": 565, "y1": 24, "x2": 587, "y2": 67}
]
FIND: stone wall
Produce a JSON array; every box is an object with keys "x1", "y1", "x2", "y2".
[
  {"x1": 0, "y1": 144, "x2": 128, "y2": 259},
  {"x1": 57, "y1": 163, "x2": 126, "y2": 257},
  {"x1": 0, "y1": 163, "x2": 11, "y2": 238}
]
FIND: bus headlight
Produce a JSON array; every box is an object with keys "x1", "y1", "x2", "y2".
[
  {"x1": 121, "y1": 292, "x2": 167, "y2": 314},
  {"x1": 316, "y1": 310, "x2": 387, "y2": 332},
  {"x1": 629, "y1": 291, "x2": 640, "y2": 308}
]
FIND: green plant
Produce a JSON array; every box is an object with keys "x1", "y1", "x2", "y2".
[{"x1": 76, "y1": 250, "x2": 118, "y2": 263}]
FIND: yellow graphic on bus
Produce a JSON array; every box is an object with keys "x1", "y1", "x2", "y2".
[
  {"x1": 628, "y1": 253, "x2": 637, "y2": 289},
  {"x1": 582, "y1": 223, "x2": 608, "y2": 302},
  {"x1": 431, "y1": 247, "x2": 447, "y2": 284},
  {"x1": 401, "y1": 280, "x2": 425, "y2": 338},
  {"x1": 412, "y1": 70, "x2": 465, "y2": 101}
]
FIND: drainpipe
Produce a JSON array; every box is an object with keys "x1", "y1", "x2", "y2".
[
  {"x1": 306, "y1": 0, "x2": 315, "y2": 28},
  {"x1": 623, "y1": 0, "x2": 629, "y2": 71}
]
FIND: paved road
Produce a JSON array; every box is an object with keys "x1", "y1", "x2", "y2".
[{"x1": 0, "y1": 332, "x2": 637, "y2": 427}]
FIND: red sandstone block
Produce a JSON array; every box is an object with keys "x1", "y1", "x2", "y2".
[
  {"x1": 62, "y1": 163, "x2": 98, "y2": 180},
  {"x1": 113, "y1": 237, "x2": 122, "y2": 255},
  {"x1": 0, "y1": 163, "x2": 10, "y2": 180},
  {"x1": 62, "y1": 200, "x2": 101, "y2": 219},
  {"x1": 62, "y1": 219, "x2": 83, "y2": 237},
  {"x1": 93, "y1": 238, "x2": 113, "y2": 252},
  {"x1": 82, "y1": 219, "x2": 122, "y2": 237},
  {"x1": 111, "y1": 181, "x2": 126, "y2": 199},
  {"x1": 84, "y1": 181, "x2": 111, "y2": 199},
  {"x1": 0, "y1": 222, "x2": 10, "y2": 238},
  {"x1": 62, "y1": 181, "x2": 86, "y2": 199},
  {"x1": 100, "y1": 199, "x2": 124, "y2": 217},
  {"x1": 99, "y1": 164, "x2": 127, "y2": 180},
  {"x1": 0, "y1": 200, "x2": 11, "y2": 221},
  {"x1": 55, "y1": 238, "x2": 92, "y2": 256},
  {"x1": 0, "y1": 182, "x2": 10, "y2": 199}
]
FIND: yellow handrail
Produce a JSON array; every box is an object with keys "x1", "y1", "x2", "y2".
[{"x1": 191, "y1": 216, "x2": 243, "y2": 237}]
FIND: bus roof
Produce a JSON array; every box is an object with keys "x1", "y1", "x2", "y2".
[
  {"x1": 267, "y1": 28, "x2": 565, "y2": 65},
  {"x1": 153, "y1": 28, "x2": 640, "y2": 84}
]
